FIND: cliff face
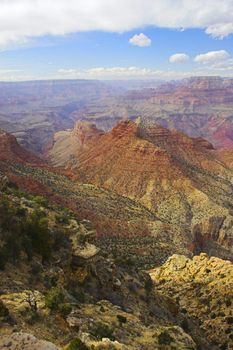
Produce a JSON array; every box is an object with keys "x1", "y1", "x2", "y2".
[
  {"x1": 150, "y1": 253, "x2": 233, "y2": 350},
  {"x1": 47, "y1": 122, "x2": 103, "y2": 167},
  {"x1": 123, "y1": 77, "x2": 233, "y2": 149},
  {"x1": 49, "y1": 120, "x2": 233, "y2": 259},
  {"x1": 0, "y1": 131, "x2": 44, "y2": 165}
]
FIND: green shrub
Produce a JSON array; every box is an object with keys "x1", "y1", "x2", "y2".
[
  {"x1": 3, "y1": 231, "x2": 21, "y2": 264},
  {"x1": 0, "y1": 252, "x2": 5, "y2": 270},
  {"x1": 55, "y1": 209, "x2": 70, "y2": 224},
  {"x1": 158, "y1": 331, "x2": 173, "y2": 345},
  {"x1": 52, "y1": 228, "x2": 68, "y2": 250},
  {"x1": 30, "y1": 261, "x2": 43, "y2": 275},
  {"x1": 144, "y1": 277, "x2": 153, "y2": 294},
  {"x1": 117, "y1": 314, "x2": 127, "y2": 324},
  {"x1": 22, "y1": 209, "x2": 52, "y2": 262},
  {"x1": 59, "y1": 303, "x2": 72, "y2": 318},
  {"x1": 90, "y1": 322, "x2": 115, "y2": 341},
  {"x1": 44, "y1": 287, "x2": 65, "y2": 311},
  {"x1": 32, "y1": 196, "x2": 48, "y2": 208},
  {"x1": 66, "y1": 338, "x2": 89, "y2": 350},
  {"x1": 73, "y1": 290, "x2": 85, "y2": 303},
  {"x1": 0, "y1": 300, "x2": 9, "y2": 317}
]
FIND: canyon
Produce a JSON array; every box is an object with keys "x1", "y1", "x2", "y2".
[
  {"x1": 1, "y1": 76, "x2": 233, "y2": 155},
  {"x1": 0, "y1": 76, "x2": 233, "y2": 350}
]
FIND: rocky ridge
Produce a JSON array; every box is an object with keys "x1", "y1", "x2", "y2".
[
  {"x1": 49, "y1": 119, "x2": 233, "y2": 261},
  {"x1": 0, "y1": 130, "x2": 190, "y2": 268}
]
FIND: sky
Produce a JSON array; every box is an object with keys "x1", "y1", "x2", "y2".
[{"x1": 1, "y1": 0, "x2": 233, "y2": 81}]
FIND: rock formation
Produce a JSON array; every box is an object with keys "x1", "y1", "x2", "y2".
[
  {"x1": 150, "y1": 253, "x2": 233, "y2": 349},
  {"x1": 49, "y1": 120, "x2": 233, "y2": 260}
]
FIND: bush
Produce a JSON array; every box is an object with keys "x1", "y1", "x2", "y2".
[
  {"x1": 22, "y1": 209, "x2": 52, "y2": 262},
  {"x1": 0, "y1": 252, "x2": 5, "y2": 270},
  {"x1": 30, "y1": 261, "x2": 43, "y2": 275},
  {"x1": 117, "y1": 314, "x2": 127, "y2": 324},
  {"x1": 32, "y1": 196, "x2": 48, "y2": 208},
  {"x1": 66, "y1": 338, "x2": 89, "y2": 350},
  {"x1": 144, "y1": 277, "x2": 153, "y2": 294},
  {"x1": 0, "y1": 300, "x2": 9, "y2": 317},
  {"x1": 3, "y1": 231, "x2": 21, "y2": 264},
  {"x1": 55, "y1": 209, "x2": 70, "y2": 224},
  {"x1": 90, "y1": 322, "x2": 115, "y2": 341},
  {"x1": 59, "y1": 303, "x2": 72, "y2": 318},
  {"x1": 158, "y1": 331, "x2": 173, "y2": 345},
  {"x1": 44, "y1": 287, "x2": 65, "y2": 311},
  {"x1": 52, "y1": 228, "x2": 68, "y2": 250}
]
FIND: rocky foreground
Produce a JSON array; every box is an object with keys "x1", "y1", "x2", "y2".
[
  {"x1": 150, "y1": 253, "x2": 233, "y2": 350},
  {"x1": 0, "y1": 178, "x2": 232, "y2": 349},
  {"x1": 0, "y1": 188, "x2": 198, "y2": 350}
]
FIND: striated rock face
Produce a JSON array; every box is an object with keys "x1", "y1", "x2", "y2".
[
  {"x1": 0, "y1": 79, "x2": 116, "y2": 154},
  {"x1": 47, "y1": 121, "x2": 103, "y2": 167},
  {"x1": 150, "y1": 254, "x2": 233, "y2": 350},
  {"x1": 1, "y1": 76, "x2": 233, "y2": 152},
  {"x1": 0, "y1": 131, "x2": 44, "y2": 165},
  {"x1": 123, "y1": 77, "x2": 233, "y2": 149},
  {"x1": 0, "y1": 333, "x2": 59, "y2": 349},
  {"x1": 0, "y1": 128, "x2": 189, "y2": 267},
  {"x1": 50, "y1": 120, "x2": 233, "y2": 259},
  {"x1": 72, "y1": 121, "x2": 104, "y2": 144}
]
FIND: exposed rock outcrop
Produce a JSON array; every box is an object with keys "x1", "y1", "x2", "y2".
[
  {"x1": 0, "y1": 333, "x2": 59, "y2": 350},
  {"x1": 150, "y1": 254, "x2": 233, "y2": 350}
]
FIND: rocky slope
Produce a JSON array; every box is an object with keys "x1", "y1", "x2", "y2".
[
  {"x1": 0, "y1": 119, "x2": 232, "y2": 349},
  {"x1": 0, "y1": 185, "x2": 231, "y2": 349},
  {"x1": 0, "y1": 129, "x2": 191, "y2": 268},
  {"x1": 150, "y1": 253, "x2": 233, "y2": 350},
  {"x1": 0, "y1": 183, "x2": 200, "y2": 350},
  {"x1": 49, "y1": 119, "x2": 233, "y2": 261}
]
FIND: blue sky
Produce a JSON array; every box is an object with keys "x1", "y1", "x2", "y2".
[{"x1": 1, "y1": 0, "x2": 233, "y2": 80}]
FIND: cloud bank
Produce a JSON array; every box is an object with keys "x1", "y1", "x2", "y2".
[
  {"x1": 1, "y1": 0, "x2": 233, "y2": 48},
  {"x1": 57, "y1": 66, "x2": 227, "y2": 80}
]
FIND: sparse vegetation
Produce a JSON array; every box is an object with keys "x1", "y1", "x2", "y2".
[
  {"x1": 117, "y1": 314, "x2": 127, "y2": 324},
  {"x1": 66, "y1": 338, "x2": 90, "y2": 350},
  {"x1": 90, "y1": 322, "x2": 115, "y2": 341},
  {"x1": 158, "y1": 330, "x2": 173, "y2": 345},
  {"x1": 44, "y1": 287, "x2": 65, "y2": 311},
  {"x1": 0, "y1": 300, "x2": 9, "y2": 317},
  {"x1": 0, "y1": 192, "x2": 69, "y2": 268}
]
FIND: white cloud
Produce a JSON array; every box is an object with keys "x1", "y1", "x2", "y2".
[
  {"x1": 208, "y1": 58, "x2": 233, "y2": 71},
  {"x1": 57, "y1": 66, "x2": 220, "y2": 80},
  {"x1": 205, "y1": 23, "x2": 233, "y2": 39},
  {"x1": 129, "y1": 33, "x2": 151, "y2": 47},
  {"x1": 169, "y1": 53, "x2": 189, "y2": 63},
  {"x1": 0, "y1": 0, "x2": 233, "y2": 48},
  {"x1": 58, "y1": 67, "x2": 154, "y2": 78},
  {"x1": 194, "y1": 50, "x2": 230, "y2": 63}
]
